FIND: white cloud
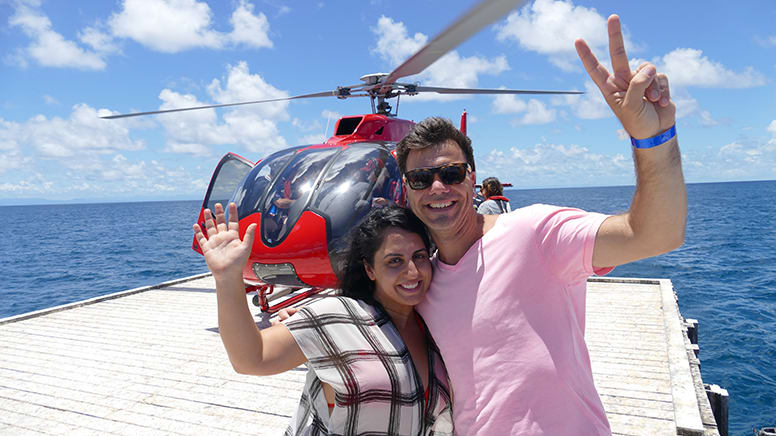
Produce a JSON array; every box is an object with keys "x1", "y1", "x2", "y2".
[
  {"x1": 519, "y1": 100, "x2": 556, "y2": 124},
  {"x1": 492, "y1": 94, "x2": 556, "y2": 124},
  {"x1": 0, "y1": 120, "x2": 21, "y2": 153},
  {"x1": 7, "y1": 0, "x2": 273, "y2": 72},
  {"x1": 478, "y1": 140, "x2": 632, "y2": 187},
  {"x1": 0, "y1": 178, "x2": 52, "y2": 195},
  {"x1": 229, "y1": 0, "x2": 273, "y2": 48},
  {"x1": 156, "y1": 62, "x2": 290, "y2": 154},
  {"x1": 699, "y1": 111, "x2": 718, "y2": 127},
  {"x1": 768, "y1": 120, "x2": 776, "y2": 135},
  {"x1": 495, "y1": 0, "x2": 618, "y2": 72},
  {"x1": 0, "y1": 134, "x2": 28, "y2": 174},
  {"x1": 372, "y1": 16, "x2": 509, "y2": 101},
  {"x1": 373, "y1": 16, "x2": 426, "y2": 65},
  {"x1": 0, "y1": 104, "x2": 144, "y2": 164},
  {"x1": 670, "y1": 88, "x2": 699, "y2": 120},
  {"x1": 299, "y1": 133, "x2": 326, "y2": 144},
  {"x1": 493, "y1": 94, "x2": 527, "y2": 114},
  {"x1": 78, "y1": 25, "x2": 120, "y2": 54},
  {"x1": 292, "y1": 118, "x2": 323, "y2": 132},
  {"x1": 719, "y1": 141, "x2": 763, "y2": 164},
  {"x1": 493, "y1": 1, "x2": 766, "y2": 127},
  {"x1": 163, "y1": 142, "x2": 211, "y2": 157},
  {"x1": 206, "y1": 61, "x2": 289, "y2": 119},
  {"x1": 658, "y1": 48, "x2": 766, "y2": 88},
  {"x1": 0, "y1": 120, "x2": 205, "y2": 198},
  {"x1": 108, "y1": 0, "x2": 272, "y2": 53},
  {"x1": 679, "y1": 138, "x2": 776, "y2": 181},
  {"x1": 9, "y1": 2, "x2": 107, "y2": 70},
  {"x1": 108, "y1": 0, "x2": 222, "y2": 52},
  {"x1": 554, "y1": 80, "x2": 609, "y2": 120},
  {"x1": 156, "y1": 89, "x2": 233, "y2": 153},
  {"x1": 755, "y1": 35, "x2": 776, "y2": 47},
  {"x1": 322, "y1": 110, "x2": 342, "y2": 120}
]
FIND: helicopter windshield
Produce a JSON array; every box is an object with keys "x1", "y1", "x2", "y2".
[
  {"x1": 229, "y1": 143, "x2": 403, "y2": 277},
  {"x1": 260, "y1": 147, "x2": 339, "y2": 244},
  {"x1": 310, "y1": 144, "x2": 400, "y2": 239},
  {"x1": 231, "y1": 148, "x2": 296, "y2": 222},
  {"x1": 310, "y1": 143, "x2": 402, "y2": 277}
]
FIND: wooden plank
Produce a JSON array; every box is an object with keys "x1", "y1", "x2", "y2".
[
  {"x1": 0, "y1": 275, "x2": 304, "y2": 435},
  {"x1": 658, "y1": 279, "x2": 705, "y2": 435},
  {"x1": 586, "y1": 277, "x2": 710, "y2": 435}
]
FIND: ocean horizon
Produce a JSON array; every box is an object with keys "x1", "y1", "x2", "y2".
[
  {"x1": 3, "y1": 178, "x2": 774, "y2": 207},
  {"x1": 2, "y1": 180, "x2": 774, "y2": 434}
]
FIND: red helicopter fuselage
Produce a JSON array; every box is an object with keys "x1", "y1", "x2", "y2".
[{"x1": 193, "y1": 114, "x2": 418, "y2": 292}]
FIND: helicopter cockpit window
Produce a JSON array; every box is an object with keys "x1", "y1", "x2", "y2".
[
  {"x1": 232, "y1": 148, "x2": 296, "y2": 222},
  {"x1": 262, "y1": 148, "x2": 339, "y2": 244},
  {"x1": 310, "y1": 143, "x2": 402, "y2": 279},
  {"x1": 311, "y1": 143, "x2": 401, "y2": 241}
]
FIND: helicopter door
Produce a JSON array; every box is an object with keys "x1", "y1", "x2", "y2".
[{"x1": 192, "y1": 153, "x2": 254, "y2": 254}]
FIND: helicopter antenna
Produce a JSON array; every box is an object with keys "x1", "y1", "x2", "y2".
[{"x1": 324, "y1": 112, "x2": 332, "y2": 139}]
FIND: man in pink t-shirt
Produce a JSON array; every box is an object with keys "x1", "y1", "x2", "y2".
[{"x1": 395, "y1": 16, "x2": 687, "y2": 435}]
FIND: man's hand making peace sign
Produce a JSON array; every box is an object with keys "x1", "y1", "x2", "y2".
[
  {"x1": 575, "y1": 14, "x2": 676, "y2": 140},
  {"x1": 578, "y1": 15, "x2": 687, "y2": 270}
]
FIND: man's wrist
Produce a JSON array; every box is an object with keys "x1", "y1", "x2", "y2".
[{"x1": 630, "y1": 125, "x2": 676, "y2": 149}]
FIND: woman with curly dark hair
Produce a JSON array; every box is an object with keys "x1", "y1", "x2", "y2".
[{"x1": 194, "y1": 203, "x2": 452, "y2": 435}]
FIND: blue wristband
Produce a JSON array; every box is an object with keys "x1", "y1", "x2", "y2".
[{"x1": 630, "y1": 125, "x2": 676, "y2": 149}]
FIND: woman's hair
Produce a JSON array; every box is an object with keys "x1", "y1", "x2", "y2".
[
  {"x1": 339, "y1": 206, "x2": 431, "y2": 303},
  {"x1": 481, "y1": 177, "x2": 503, "y2": 198}
]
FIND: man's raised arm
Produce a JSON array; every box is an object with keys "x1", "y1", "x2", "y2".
[{"x1": 576, "y1": 15, "x2": 687, "y2": 269}]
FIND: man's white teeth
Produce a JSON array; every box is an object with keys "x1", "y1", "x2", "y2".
[{"x1": 429, "y1": 202, "x2": 452, "y2": 209}]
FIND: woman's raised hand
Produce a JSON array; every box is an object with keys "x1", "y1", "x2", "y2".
[{"x1": 193, "y1": 202, "x2": 257, "y2": 281}]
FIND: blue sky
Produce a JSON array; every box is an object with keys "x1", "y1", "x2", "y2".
[{"x1": 1, "y1": 0, "x2": 775, "y2": 204}]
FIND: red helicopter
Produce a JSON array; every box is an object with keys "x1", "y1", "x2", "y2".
[{"x1": 104, "y1": 0, "x2": 580, "y2": 312}]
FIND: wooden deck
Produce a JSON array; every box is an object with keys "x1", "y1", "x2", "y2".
[{"x1": 0, "y1": 275, "x2": 719, "y2": 435}]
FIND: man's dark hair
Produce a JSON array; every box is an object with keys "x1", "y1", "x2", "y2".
[
  {"x1": 339, "y1": 206, "x2": 430, "y2": 304},
  {"x1": 481, "y1": 177, "x2": 503, "y2": 197},
  {"x1": 396, "y1": 117, "x2": 475, "y2": 174}
]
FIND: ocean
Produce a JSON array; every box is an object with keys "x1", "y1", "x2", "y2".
[{"x1": 2, "y1": 181, "x2": 774, "y2": 434}]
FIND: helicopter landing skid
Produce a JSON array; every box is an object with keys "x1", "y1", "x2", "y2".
[{"x1": 248, "y1": 284, "x2": 326, "y2": 314}]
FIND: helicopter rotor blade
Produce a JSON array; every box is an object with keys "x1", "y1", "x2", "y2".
[
  {"x1": 412, "y1": 86, "x2": 583, "y2": 95},
  {"x1": 381, "y1": 0, "x2": 526, "y2": 90},
  {"x1": 100, "y1": 90, "x2": 354, "y2": 119}
]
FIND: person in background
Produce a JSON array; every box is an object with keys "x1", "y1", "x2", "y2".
[
  {"x1": 476, "y1": 177, "x2": 511, "y2": 215},
  {"x1": 393, "y1": 14, "x2": 686, "y2": 435},
  {"x1": 471, "y1": 187, "x2": 486, "y2": 210},
  {"x1": 193, "y1": 203, "x2": 453, "y2": 435}
]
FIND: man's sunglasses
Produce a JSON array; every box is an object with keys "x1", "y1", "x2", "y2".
[{"x1": 404, "y1": 163, "x2": 471, "y2": 190}]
